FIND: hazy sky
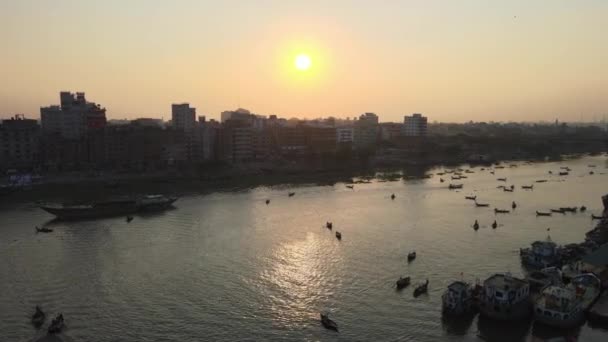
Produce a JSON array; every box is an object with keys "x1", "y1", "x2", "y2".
[{"x1": 1, "y1": 0, "x2": 607, "y2": 122}]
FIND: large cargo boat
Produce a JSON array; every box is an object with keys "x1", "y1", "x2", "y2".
[{"x1": 40, "y1": 195, "x2": 177, "y2": 220}]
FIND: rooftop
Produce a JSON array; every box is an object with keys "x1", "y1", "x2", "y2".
[
  {"x1": 484, "y1": 273, "x2": 528, "y2": 289},
  {"x1": 448, "y1": 281, "x2": 469, "y2": 292}
]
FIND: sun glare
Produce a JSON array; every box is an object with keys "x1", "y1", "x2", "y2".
[{"x1": 295, "y1": 54, "x2": 311, "y2": 71}]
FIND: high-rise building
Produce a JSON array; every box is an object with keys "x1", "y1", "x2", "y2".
[
  {"x1": 403, "y1": 113, "x2": 428, "y2": 137},
  {"x1": 171, "y1": 103, "x2": 196, "y2": 132},
  {"x1": 220, "y1": 109, "x2": 256, "y2": 163},
  {"x1": 354, "y1": 112, "x2": 379, "y2": 150},
  {"x1": 40, "y1": 91, "x2": 106, "y2": 139},
  {"x1": 0, "y1": 115, "x2": 40, "y2": 171}
]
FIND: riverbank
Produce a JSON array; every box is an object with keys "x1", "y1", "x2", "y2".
[{"x1": 1, "y1": 152, "x2": 606, "y2": 205}]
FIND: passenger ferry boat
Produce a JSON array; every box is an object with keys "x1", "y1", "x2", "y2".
[
  {"x1": 478, "y1": 273, "x2": 531, "y2": 320},
  {"x1": 534, "y1": 273, "x2": 601, "y2": 328},
  {"x1": 442, "y1": 281, "x2": 475, "y2": 315}
]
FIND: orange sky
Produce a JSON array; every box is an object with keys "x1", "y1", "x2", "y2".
[{"x1": 1, "y1": 0, "x2": 607, "y2": 122}]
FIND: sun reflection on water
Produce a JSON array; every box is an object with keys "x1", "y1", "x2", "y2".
[{"x1": 259, "y1": 232, "x2": 342, "y2": 328}]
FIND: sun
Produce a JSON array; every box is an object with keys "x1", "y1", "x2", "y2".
[{"x1": 294, "y1": 54, "x2": 312, "y2": 71}]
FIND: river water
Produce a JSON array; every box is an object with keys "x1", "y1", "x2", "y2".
[{"x1": 1, "y1": 156, "x2": 608, "y2": 342}]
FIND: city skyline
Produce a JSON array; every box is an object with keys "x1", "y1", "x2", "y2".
[{"x1": 1, "y1": 1, "x2": 608, "y2": 122}]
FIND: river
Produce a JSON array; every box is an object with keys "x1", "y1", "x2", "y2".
[{"x1": 1, "y1": 155, "x2": 608, "y2": 341}]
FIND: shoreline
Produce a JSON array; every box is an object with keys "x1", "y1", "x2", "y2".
[{"x1": 0, "y1": 152, "x2": 605, "y2": 205}]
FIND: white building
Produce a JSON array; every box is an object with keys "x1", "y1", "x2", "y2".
[
  {"x1": 171, "y1": 103, "x2": 196, "y2": 132},
  {"x1": 403, "y1": 113, "x2": 428, "y2": 137}
]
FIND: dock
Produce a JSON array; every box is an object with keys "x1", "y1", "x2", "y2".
[{"x1": 589, "y1": 291, "x2": 608, "y2": 322}]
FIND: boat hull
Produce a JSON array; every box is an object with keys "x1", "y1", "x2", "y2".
[
  {"x1": 533, "y1": 307, "x2": 585, "y2": 328},
  {"x1": 138, "y1": 197, "x2": 177, "y2": 212},
  {"x1": 41, "y1": 205, "x2": 137, "y2": 220},
  {"x1": 478, "y1": 300, "x2": 531, "y2": 321}
]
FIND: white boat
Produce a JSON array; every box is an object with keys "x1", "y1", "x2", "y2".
[
  {"x1": 442, "y1": 281, "x2": 475, "y2": 315},
  {"x1": 478, "y1": 273, "x2": 531, "y2": 320},
  {"x1": 534, "y1": 273, "x2": 601, "y2": 328}
]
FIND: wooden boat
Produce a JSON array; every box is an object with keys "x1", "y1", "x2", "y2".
[
  {"x1": 503, "y1": 187, "x2": 513, "y2": 192},
  {"x1": 31, "y1": 306, "x2": 45, "y2": 328},
  {"x1": 449, "y1": 184, "x2": 463, "y2": 190},
  {"x1": 326, "y1": 222, "x2": 333, "y2": 229},
  {"x1": 591, "y1": 214, "x2": 605, "y2": 220},
  {"x1": 494, "y1": 208, "x2": 510, "y2": 214},
  {"x1": 497, "y1": 178, "x2": 507, "y2": 182},
  {"x1": 536, "y1": 211, "x2": 552, "y2": 216},
  {"x1": 560, "y1": 207, "x2": 577, "y2": 213},
  {"x1": 536, "y1": 179, "x2": 548, "y2": 183},
  {"x1": 35, "y1": 226, "x2": 53, "y2": 233},
  {"x1": 47, "y1": 314, "x2": 65, "y2": 334},
  {"x1": 396, "y1": 276, "x2": 411, "y2": 290},
  {"x1": 288, "y1": 192, "x2": 295, "y2": 197},
  {"x1": 407, "y1": 251, "x2": 416, "y2": 262},
  {"x1": 465, "y1": 196, "x2": 477, "y2": 200},
  {"x1": 335, "y1": 232, "x2": 342, "y2": 240},
  {"x1": 320, "y1": 313, "x2": 338, "y2": 332},
  {"x1": 413, "y1": 280, "x2": 429, "y2": 297},
  {"x1": 551, "y1": 209, "x2": 566, "y2": 214},
  {"x1": 475, "y1": 202, "x2": 489, "y2": 207},
  {"x1": 346, "y1": 185, "x2": 354, "y2": 189},
  {"x1": 580, "y1": 206, "x2": 587, "y2": 212},
  {"x1": 559, "y1": 172, "x2": 569, "y2": 176},
  {"x1": 451, "y1": 176, "x2": 461, "y2": 180},
  {"x1": 522, "y1": 185, "x2": 534, "y2": 190}
]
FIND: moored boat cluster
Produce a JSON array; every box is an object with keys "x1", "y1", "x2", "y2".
[{"x1": 442, "y1": 193, "x2": 608, "y2": 328}]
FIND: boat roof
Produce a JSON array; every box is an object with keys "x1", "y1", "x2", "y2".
[
  {"x1": 448, "y1": 281, "x2": 469, "y2": 292},
  {"x1": 542, "y1": 285, "x2": 575, "y2": 300},
  {"x1": 572, "y1": 273, "x2": 601, "y2": 287},
  {"x1": 581, "y1": 243, "x2": 608, "y2": 267},
  {"x1": 532, "y1": 239, "x2": 556, "y2": 247},
  {"x1": 484, "y1": 273, "x2": 528, "y2": 289}
]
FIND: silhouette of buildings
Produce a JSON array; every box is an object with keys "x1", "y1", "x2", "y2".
[{"x1": 5, "y1": 89, "x2": 607, "y2": 175}]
